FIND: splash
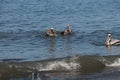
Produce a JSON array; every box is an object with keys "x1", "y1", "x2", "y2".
[
  {"x1": 37, "y1": 61, "x2": 80, "y2": 71},
  {"x1": 106, "y1": 58, "x2": 120, "y2": 67}
]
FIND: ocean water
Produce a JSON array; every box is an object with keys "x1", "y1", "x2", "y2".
[{"x1": 0, "y1": 0, "x2": 120, "y2": 80}]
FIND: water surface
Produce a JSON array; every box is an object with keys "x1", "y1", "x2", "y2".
[{"x1": 0, "y1": 0, "x2": 120, "y2": 80}]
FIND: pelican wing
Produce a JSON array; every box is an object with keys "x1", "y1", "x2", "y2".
[
  {"x1": 46, "y1": 30, "x2": 53, "y2": 36},
  {"x1": 110, "y1": 39, "x2": 120, "y2": 45}
]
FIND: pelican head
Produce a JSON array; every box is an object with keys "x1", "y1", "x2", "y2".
[
  {"x1": 67, "y1": 24, "x2": 72, "y2": 33},
  {"x1": 50, "y1": 28, "x2": 54, "y2": 30},
  {"x1": 67, "y1": 24, "x2": 70, "y2": 29},
  {"x1": 108, "y1": 33, "x2": 111, "y2": 38}
]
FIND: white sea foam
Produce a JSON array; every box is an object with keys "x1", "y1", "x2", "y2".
[
  {"x1": 37, "y1": 61, "x2": 80, "y2": 71},
  {"x1": 106, "y1": 58, "x2": 120, "y2": 67}
]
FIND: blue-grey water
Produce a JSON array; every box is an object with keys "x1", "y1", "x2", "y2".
[{"x1": 0, "y1": 0, "x2": 120, "y2": 80}]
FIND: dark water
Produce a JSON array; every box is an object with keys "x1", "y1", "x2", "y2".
[{"x1": 0, "y1": 0, "x2": 120, "y2": 80}]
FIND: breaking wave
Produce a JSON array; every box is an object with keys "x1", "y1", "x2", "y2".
[{"x1": 1, "y1": 55, "x2": 120, "y2": 80}]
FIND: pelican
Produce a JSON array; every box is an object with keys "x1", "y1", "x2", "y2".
[
  {"x1": 45, "y1": 28, "x2": 57, "y2": 37},
  {"x1": 105, "y1": 33, "x2": 120, "y2": 46},
  {"x1": 60, "y1": 24, "x2": 72, "y2": 35}
]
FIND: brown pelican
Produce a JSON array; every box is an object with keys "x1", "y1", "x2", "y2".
[
  {"x1": 60, "y1": 24, "x2": 72, "y2": 35},
  {"x1": 45, "y1": 28, "x2": 57, "y2": 37},
  {"x1": 105, "y1": 33, "x2": 120, "y2": 46}
]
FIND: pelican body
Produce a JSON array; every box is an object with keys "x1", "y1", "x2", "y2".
[
  {"x1": 45, "y1": 28, "x2": 57, "y2": 37},
  {"x1": 61, "y1": 24, "x2": 72, "y2": 35},
  {"x1": 105, "y1": 34, "x2": 120, "y2": 46}
]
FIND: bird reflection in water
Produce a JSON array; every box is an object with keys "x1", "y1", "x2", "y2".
[
  {"x1": 105, "y1": 45, "x2": 112, "y2": 52},
  {"x1": 31, "y1": 72, "x2": 48, "y2": 80},
  {"x1": 48, "y1": 37, "x2": 56, "y2": 58},
  {"x1": 65, "y1": 36, "x2": 72, "y2": 56}
]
